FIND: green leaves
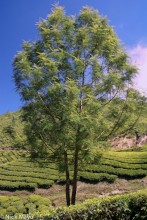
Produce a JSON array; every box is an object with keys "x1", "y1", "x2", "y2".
[
  {"x1": 13, "y1": 5, "x2": 143, "y2": 152},
  {"x1": 12, "y1": 5, "x2": 145, "y2": 205}
]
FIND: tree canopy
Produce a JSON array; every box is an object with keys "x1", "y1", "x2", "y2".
[{"x1": 13, "y1": 6, "x2": 144, "y2": 205}]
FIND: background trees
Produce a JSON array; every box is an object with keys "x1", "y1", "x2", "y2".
[{"x1": 13, "y1": 6, "x2": 144, "y2": 205}]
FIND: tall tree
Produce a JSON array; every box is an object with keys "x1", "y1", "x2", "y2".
[{"x1": 13, "y1": 6, "x2": 143, "y2": 205}]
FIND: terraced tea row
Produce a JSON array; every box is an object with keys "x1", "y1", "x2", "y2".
[
  {"x1": 79, "y1": 172, "x2": 117, "y2": 183},
  {"x1": 1, "y1": 150, "x2": 147, "y2": 191},
  {"x1": 0, "y1": 159, "x2": 65, "y2": 190},
  {"x1": 0, "y1": 150, "x2": 23, "y2": 164},
  {"x1": 79, "y1": 150, "x2": 147, "y2": 181}
]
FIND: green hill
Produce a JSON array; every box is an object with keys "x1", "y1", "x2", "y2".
[
  {"x1": 1, "y1": 148, "x2": 147, "y2": 191},
  {"x1": 1, "y1": 110, "x2": 147, "y2": 216},
  {"x1": 0, "y1": 106, "x2": 147, "y2": 149},
  {"x1": 0, "y1": 104, "x2": 147, "y2": 148},
  {"x1": 0, "y1": 111, "x2": 25, "y2": 148},
  {"x1": 1, "y1": 147, "x2": 147, "y2": 210}
]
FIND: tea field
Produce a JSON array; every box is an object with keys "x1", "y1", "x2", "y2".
[{"x1": 1, "y1": 148, "x2": 147, "y2": 192}]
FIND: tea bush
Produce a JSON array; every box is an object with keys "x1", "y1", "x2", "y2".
[
  {"x1": 0, "y1": 195, "x2": 52, "y2": 216},
  {"x1": 33, "y1": 190, "x2": 147, "y2": 220}
]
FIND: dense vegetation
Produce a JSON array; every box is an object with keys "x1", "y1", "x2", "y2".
[
  {"x1": 0, "y1": 5, "x2": 147, "y2": 217},
  {"x1": 35, "y1": 189, "x2": 147, "y2": 219},
  {"x1": 0, "y1": 150, "x2": 62, "y2": 191},
  {"x1": 0, "y1": 111, "x2": 25, "y2": 148},
  {"x1": 1, "y1": 190, "x2": 147, "y2": 219},
  {"x1": 0, "y1": 113, "x2": 147, "y2": 217},
  {"x1": 1, "y1": 106, "x2": 147, "y2": 149},
  {"x1": 13, "y1": 5, "x2": 146, "y2": 206},
  {"x1": 0, "y1": 195, "x2": 52, "y2": 216},
  {"x1": 1, "y1": 148, "x2": 147, "y2": 192}
]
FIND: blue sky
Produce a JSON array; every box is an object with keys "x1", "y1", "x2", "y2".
[{"x1": 0, "y1": 0, "x2": 147, "y2": 114}]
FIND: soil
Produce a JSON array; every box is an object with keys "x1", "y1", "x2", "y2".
[{"x1": 111, "y1": 134, "x2": 147, "y2": 149}]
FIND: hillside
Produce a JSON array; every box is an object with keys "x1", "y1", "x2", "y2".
[
  {"x1": 0, "y1": 108, "x2": 147, "y2": 149},
  {"x1": 1, "y1": 147, "x2": 147, "y2": 200},
  {"x1": 0, "y1": 111, "x2": 25, "y2": 148},
  {"x1": 1, "y1": 146, "x2": 147, "y2": 216},
  {"x1": 1, "y1": 111, "x2": 147, "y2": 217}
]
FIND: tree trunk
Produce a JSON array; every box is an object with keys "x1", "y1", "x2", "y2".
[
  {"x1": 64, "y1": 151, "x2": 71, "y2": 206},
  {"x1": 135, "y1": 130, "x2": 140, "y2": 145},
  {"x1": 71, "y1": 71, "x2": 84, "y2": 205},
  {"x1": 71, "y1": 144, "x2": 79, "y2": 205},
  {"x1": 71, "y1": 69, "x2": 84, "y2": 205}
]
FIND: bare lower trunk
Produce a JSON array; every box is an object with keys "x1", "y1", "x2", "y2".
[
  {"x1": 71, "y1": 144, "x2": 79, "y2": 205},
  {"x1": 64, "y1": 151, "x2": 70, "y2": 206}
]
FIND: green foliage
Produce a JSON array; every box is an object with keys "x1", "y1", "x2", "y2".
[
  {"x1": 13, "y1": 6, "x2": 140, "y2": 156},
  {"x1": 0, "y1": 195, "x2": 52, "y2": 216},
  {"x1": 2, "y1": 190, "x2": 147, "y2": 219},
  {"x1": 0, "y1": 111, "x2": 26, "y2": 148},
  {"x1": 0, "y1": 150, "x2": 23, "y2": 164},
  {"x1": 12, "y1": 5, "x2": 144, "y2": 205},
  {"x1": 0, "y1": 180, "x2": 36, "y2": 191},
  {"x1": 1, "y1": 148, "x2": 147, "y2": 191},
  {"x1": 79, "y1": 171, "x2": 117, "y2": 183},
  {"x1": 7, "y1": 190, "x2": 145, "y2": 219},
  {"x1": 129, "y1": 193, "x2": 147, "y2": 219},
  {"x1": 0, "y1": 153, "x2": 60, "y2": 190},
  {"x1": 132, "y1": 102, "x2": 147, "y2": 136},
  {"x1": 80, "y1": 150, "x2": 147, "y2": 180}
]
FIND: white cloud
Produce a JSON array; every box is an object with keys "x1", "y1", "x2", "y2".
[{"x1": 128, "y1": 44, "x2": 147, "y2": 94}]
